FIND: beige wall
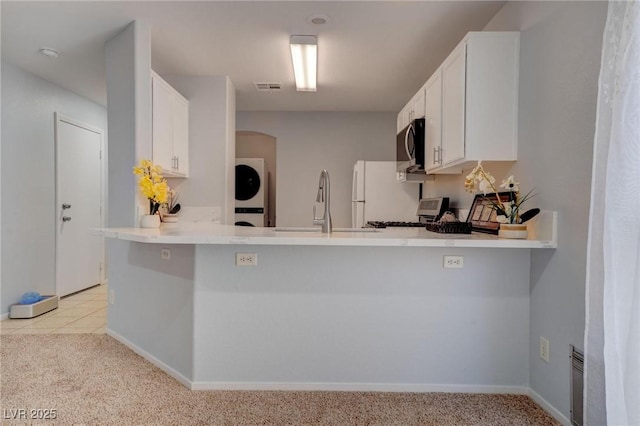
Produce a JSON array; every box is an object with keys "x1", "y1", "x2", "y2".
[
  {"x1": 163, "y1": 75, "x2": 236, "y2": 224},
  {"x1": 236, "y1": 112, "x2": 396, "y2": 227},
  {"x1": 236, "y1": 131, "x2": 277, "y2": 226}
]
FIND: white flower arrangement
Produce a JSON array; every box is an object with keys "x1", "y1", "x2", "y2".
[{"x1": 464, "y1": 161, "x2": 536, "y2": 224}]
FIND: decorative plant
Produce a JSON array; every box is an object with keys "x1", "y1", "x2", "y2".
[
  {"x1": 165, "y1": 189, "x2": 180, "y2": 214},
  {"x1": 133, "y1": 159, "x2": 169, "y2": 215},
  {"x1": 464, "y1": 161, "x2": 536, "y2": 224}
]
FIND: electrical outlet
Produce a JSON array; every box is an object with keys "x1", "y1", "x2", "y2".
[
  {"x1": 109, "y1": 289, "x2": 115, "y2": 305},
  {"x1": 540, "y1": 336, "x2": 550, "y2": 363},
  {"x1": 235, "y1": 252, "x2": 257, "y2": 266},
  {"x1": 443, "y1": 255, "x2": 464, "y2": 268},
  {"x1": 161, "y1": 248, "x2": 171, "y2": 260}
]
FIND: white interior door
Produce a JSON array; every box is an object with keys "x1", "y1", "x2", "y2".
[{"x1": 55, "y1": 114, "x2": 103, "y2": 297}]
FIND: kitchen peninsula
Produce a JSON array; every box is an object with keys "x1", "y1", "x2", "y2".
[{"x1": 103, "y1": 213, "x2": 556, "y2": 392}]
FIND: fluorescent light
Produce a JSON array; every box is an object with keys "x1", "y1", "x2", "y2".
[{"x1": 290, "y1": 35, "x2": 317, "y2": 92}]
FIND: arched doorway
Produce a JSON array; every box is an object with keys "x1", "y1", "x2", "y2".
[{"x1": 236, "y1": 131, "x2": 277, "y2": 226}]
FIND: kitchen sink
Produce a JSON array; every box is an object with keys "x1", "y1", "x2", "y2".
[{"x1": 273, "y1": 227, "x2": 379, "y2": 233}]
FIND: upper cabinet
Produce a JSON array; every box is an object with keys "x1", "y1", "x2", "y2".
[
  {"x1": 152, "y1": 71, "x2": 189, "y2": 177},
  {"x1": 397, "y1": 88, "x2": 426, "y2": 133},
  {"x1": 440, "y1": 32, "x2": 520, "y2": 171},
  {"x1": 424, "y1": 68, "x2": 443, "y2": 173},
  {"x1": 398, "y1": 31, "x2": 520, "y2": 174}
]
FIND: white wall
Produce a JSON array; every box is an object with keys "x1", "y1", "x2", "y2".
[
  {"x1": 224, "y1": 80, "x2": 236, "y2": 225},
  {"x1": 421, "y1": 1, "x2": 607, "y2": 419},
  {"x1": 0, "y1": 61, "x2": 107, "y2": 314},
  {"x1": 192, "y1": 245, "x2": 530, "y2": 389},
  {"x1": 162, "y1": 76, "x2": 236, "y2": 224},
  {"x1": 107, "y1": 239, "x2": 195, "y2": 383},
  {"x1": 108, "y1": 240, "x2": 532, "y2": 390},
  {"x1": 105, "y1": 20, "x2": 152, "y2": 227},
  {"x1": 236, "y1": 112, "x2": 396, "y2": 228}
]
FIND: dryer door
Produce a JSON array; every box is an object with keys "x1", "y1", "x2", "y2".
[{"x1": 235, "y1": 164, "x2": 262, "y2": 201}]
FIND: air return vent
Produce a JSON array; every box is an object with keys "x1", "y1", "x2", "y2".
[
  {"x1": 255, "y1": 82, "x2": 282, "y2": 92},
  {"x1": 570, "y1": 345, "x2": 584, "y2": 426}
]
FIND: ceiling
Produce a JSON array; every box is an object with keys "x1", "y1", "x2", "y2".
[{"x1": 1, "y1": 1, "x2": 506, "y2": 112}]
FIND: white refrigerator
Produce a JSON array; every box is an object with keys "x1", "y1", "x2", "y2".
[{"x1": 351, "y1": 161, "x2": 420, "y2": 228}]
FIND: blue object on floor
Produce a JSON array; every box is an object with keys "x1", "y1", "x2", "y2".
[{"x1": 19, "y1": 292, "x2": 42, "y2": 305}]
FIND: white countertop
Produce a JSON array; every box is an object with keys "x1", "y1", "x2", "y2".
[{"x1": 99, "y1": 211, "x2": 557, "y2": 249}]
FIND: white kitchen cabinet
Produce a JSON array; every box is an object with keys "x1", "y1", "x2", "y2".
[
  {"x1": 424, "y1": 68, "x2": 443, "y2": 173},
  {"x1": 152, "y1": 71, "x2": 189, "y2": 177},
  {"x1": 397, "y1": 103, "x2": 410, "y2": 133},
  {"x1": 410, "y1": 89, "x2": 425, "y2": 121},
  {"x1": 438, "y1": 32, "x2": 520, "y2": 171},
  {"x1": 396, "y1": 87, "x2": 426, "y2": 133}
]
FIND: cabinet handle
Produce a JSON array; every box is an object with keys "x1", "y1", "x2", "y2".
[
  {"x1": 432, "y1": 147, "x2": 437, "y2": 165},
  {"x1": 176, "y1": 156, "x2": 179, "y2": 171}
]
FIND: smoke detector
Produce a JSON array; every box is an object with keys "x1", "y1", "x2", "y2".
[
  {"x1": 39, "y1": 47, "x2": 60, "y2": 58},
  {"x1": 306, "y1": 14, "x2": 329, "y2": 25},
  {"x1": 254, "y1": 82, "x2": 282, "y2": 92}
]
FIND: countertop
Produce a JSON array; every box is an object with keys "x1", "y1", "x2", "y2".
[{"x1": 99, "y1": 211, "x2": 557, "y2": 249}]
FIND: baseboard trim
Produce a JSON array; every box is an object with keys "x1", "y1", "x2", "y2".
[
  {"x1": 190, "y1": 381, "x2": 528, "y2": 394},
  {"x1": 102, "y1": 331, "x2": 564, "y2": 423},
  {"x1": 528, "y1": 388, "x2": 570, "y2": 426},
  {"x1": 0, "y1": 313, "x2": 9, "y2": 321},
  {"x1": 106, "y1": 328, "x2": 192, "y2": 389}
]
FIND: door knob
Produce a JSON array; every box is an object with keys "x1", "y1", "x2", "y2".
[
  {"x1": 62, "y1": 204, "x2": 71, "y2": 209},
  {"x1": 62, "y1": 216, "x2": 72, "y2": 222}
]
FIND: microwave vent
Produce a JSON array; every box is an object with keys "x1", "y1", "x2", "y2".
[{"x1": 255, "y1": 82, "x2": 282, "y2": 92}]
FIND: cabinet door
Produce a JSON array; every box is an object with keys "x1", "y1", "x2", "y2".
[
  {"x1": 152, "y1": 76, "x2": 175, "y2": 174},
  {"x1": 441, "y1": 42, "x2": 466, "y2": 167},
  {"x1": 172, "y1": 95, "x2": 189, "y2": 176},
  {"x1": 412, "y1": 88, "x2": 426, "y2": 119},
  {"x1": 397, "y1": 104, "x2": 411, "y2": 132},
  {"x1": 397, "y1": 113, "x2": 405, "y2": 134},
  {"x1": 424, "y1": 69, "x2": 442, "y2": 172}
]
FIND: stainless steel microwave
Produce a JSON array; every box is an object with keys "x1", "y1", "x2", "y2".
[{"x1": 396, "y1": 118, "x2": 425, "y2": 172}]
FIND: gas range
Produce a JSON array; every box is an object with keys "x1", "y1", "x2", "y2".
[
  {"x1": 365, "y1": 221, "x2": 425, "y2": 229},
  {"x1": 365, "y1": 198, "x2": 452, "y2": 229}
]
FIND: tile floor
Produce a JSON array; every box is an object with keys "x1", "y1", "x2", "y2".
[{"x1": 0, "y1": 284, "x2": 107, "y2": 335}]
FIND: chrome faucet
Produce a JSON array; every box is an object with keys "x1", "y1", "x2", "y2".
[{"x1": 313, "y1": 169, "x2": 332, "y2": 233}]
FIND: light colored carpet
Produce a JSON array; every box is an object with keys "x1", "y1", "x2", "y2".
[{"x1": 1, "y1": 335, "x2": 559, "y2": 425}]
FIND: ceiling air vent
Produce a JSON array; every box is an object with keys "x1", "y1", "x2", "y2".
[{"x1": 255, "y1": 82, "x2": 282, "y2": 92}]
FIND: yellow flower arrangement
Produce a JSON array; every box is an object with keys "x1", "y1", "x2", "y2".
[{"x1": 133, "y1": 159, "x2": 169, "y2": 215}]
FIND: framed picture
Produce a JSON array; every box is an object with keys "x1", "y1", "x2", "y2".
[{"x1": 466, "y1": 192, "x2": 512, "y2": 234}]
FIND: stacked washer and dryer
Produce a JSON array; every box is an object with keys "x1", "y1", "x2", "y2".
[{"x1": 235, "y1": 158, "x2": 268, "y2": 227}]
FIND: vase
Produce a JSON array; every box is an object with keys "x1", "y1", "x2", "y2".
[
  {"x1": 140, "y1": 214, "x2": 161, "y2": 229},
  {"x1": 498, "y1": 223, "x2": 528, "y2": 239},
  {"x1": 162, "y1": 213, "x2": 179, "y2": 223}
]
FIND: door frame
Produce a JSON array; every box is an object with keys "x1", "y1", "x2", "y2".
[{"x1": 54, "y1": 112, "x2": 106, "y2": 294}]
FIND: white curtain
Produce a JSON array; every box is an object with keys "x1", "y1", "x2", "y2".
[{"x1": 585, "y1": 2, "x2": 640, "y2": 425}]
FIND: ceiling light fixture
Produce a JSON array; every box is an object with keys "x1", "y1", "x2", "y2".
[
  {"x1": 290, "y1": 35, "x2": 317, "y2": 92},
  {"x1": 39, "y1": 47, "x2": 60, "y2": 59}
]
